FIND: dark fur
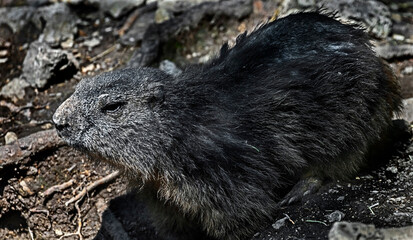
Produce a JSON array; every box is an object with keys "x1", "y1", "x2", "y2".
[{"x1": 53, "y1": 12, "x2": 401, "y2": 240}]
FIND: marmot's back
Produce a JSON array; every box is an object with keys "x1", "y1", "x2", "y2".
[{"x1": 53, "y1": 12, "x2": 402, "y2": 240}]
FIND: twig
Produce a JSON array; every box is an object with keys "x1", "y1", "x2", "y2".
[
  {"x1": 0, "y1": 120, "x2": 54, "y2": 138},
  {"x1": 305, "y1": 219, "x2": 328, "y2": 226},
  {"x1": 89, "y1": 44, "x2": 117, "y2": 62},
  {"x1": 0, "y1": 129, "x2": 66, "y2": 166},
  {"x1": 28, "y1": 226, "x2": 34, "y2": 240},
  {"x1": 42, "y1": 179, "x2": 75, "y2": 198},
  {"x1": 0, "y1": 100, "x2": 47, "y2": 123},
  {"x1": 368, "y1": 203, "x2": 379, "y2": 215},
  {"x1": 59, "y1": 200, "x2": 84, "y2": 240},
  {"x1": 118, "y1": 9, "x2": 141, "y2": 36},
  {"x1": 65, "y1": 170, "x2": 121, "y2": 206},
  {"x1": 284, "y1": 214, "x2": 295, "y2": 224},
  {"x1": 118, "y1": 2, "x2": 157, "y2": 36},
  {"x1": 29, "y1": 208, "x2": 50, "y2": 217}
]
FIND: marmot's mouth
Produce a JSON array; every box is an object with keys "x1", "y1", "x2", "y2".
[{"x1": 60, "y1": 136, "x2": 89, "y2": 153}]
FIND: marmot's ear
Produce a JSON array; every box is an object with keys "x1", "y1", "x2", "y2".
[{"x1": 145, "y1": 82, "x2": 165, "y2": 105}]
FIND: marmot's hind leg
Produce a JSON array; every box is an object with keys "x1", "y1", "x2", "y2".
[{"x1": 279, "y1": 119, "x2": 411, "y2": 207}]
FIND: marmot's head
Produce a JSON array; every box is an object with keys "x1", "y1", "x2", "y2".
[{"x1": 53, "y1": 68, "x2": 171, "y2": 177}]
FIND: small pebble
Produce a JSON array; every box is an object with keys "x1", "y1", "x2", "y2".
[
  {"x1": 0, "y1": 50, "x2": 8, "y2": 57},
  {"x1": 326, "y1": 210, "x2": 345, "y2": 222},
  {"x1": 82, "y1": 64, "x2": 95, "y2": 73},
  {"x1": 393, "y1": 34, "x2": 405, "y2": 41},
  {"x1": 337, "y1": 196, "x2": 345, "y2": 201},
  {"x1": 5, "y1": 132, "x2": 18, "y2": 144},
  {"x1": 386, "y1": 166, "x2": 398, "y2": 174},
  {"x1": 272, "y1": 216, "x2": 288, "y2": 230}
]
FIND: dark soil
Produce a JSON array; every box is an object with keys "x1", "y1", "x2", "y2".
[{"x1": 0, "y1": 1, "x2": 412, "y2": 240}]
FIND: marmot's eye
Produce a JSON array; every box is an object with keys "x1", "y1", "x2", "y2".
[{"x1": 101, "y1": 102, "x2": 126, "y2": 113}]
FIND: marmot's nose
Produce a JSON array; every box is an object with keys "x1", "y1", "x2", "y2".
[
  {"x1": 53, "y1": 110, "x2": 70, "y2": 133},
  {"x1": 53, "y1": 97, "x2": 73, "y2": 136}
]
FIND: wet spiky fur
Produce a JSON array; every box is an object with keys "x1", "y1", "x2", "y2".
[{"x1": 53, "y1": 12, "x2": 401, "y2": 240}]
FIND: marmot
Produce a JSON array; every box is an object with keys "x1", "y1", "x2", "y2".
[{"x1": 53, "y1": 12, "x2": 401, "y2": 240}]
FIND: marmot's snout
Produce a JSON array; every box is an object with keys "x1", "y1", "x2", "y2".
[{"x1": 53, "y1": 96, "x2": 77, "y2": 139}]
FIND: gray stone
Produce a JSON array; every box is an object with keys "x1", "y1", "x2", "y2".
[
  {"x1": 96, "y1": 0, "x2": 145, "y2": 18},
  {"x1": 386, "y1": 166, "x2": 398, "y2": 174},
  {"x1": 54, "y1": 0, "x2": 144, "y2": 18},
  {"x1": 156, "y1": 0, "x2": 219, "y2": 13},
  {"x1": 21, "y1": 41, "x2": 76, "y2": 89},
  {"x1": 121, "y1": 11, "x2": 155, "y2": 46},
  {"x1": 375, "y1": 44, "x2": 413, "y2": 60},
  {"x1": 0, "y1": 78, "x2": 30, "y2": 100},
  {"x1": 159, "y1": 60, "x2": 182, "y2": 77},
  {"x1": 329, "y1": 222, "x2": 413, "y2": 240},
  {"x1": 34, "y1": 3, "x2": 79, "y2": 46},
  {"x1": 5, "y1": 132, "x2": 18, "y2": 145},
  {"x1": 326, "y1": 210, "x2": 345, "y2": 223},
  {"x1": 127, "y1": 0, "x2": 252, "y2": 67},
  {"x1": 280, "y1": 0, "x2": 392, "y2": 39},
  {"x1": 401, "y1": 98, "x2": 413, "y2": 123},
  {"x1": 297, "y1": 0, "x2": 315, "y2": 8},
  {"x1": 271, "y1": 216, "x2": 288, "y2": 230},
  {"x1": 317, "y1": 0, "x2": 392, "y2": 39},
  {"x1": 54, "y1": 0, "x2": 84, "y2": 4},
  {"x1": 155, "y1": 7, "x2": 172, "y2": 24},
  {"x1": 0, "y1": 6, "x2": 36, "y2": 34},
  {"x1": 82, "y1": 38, "x2": 101, "y2": 49}
]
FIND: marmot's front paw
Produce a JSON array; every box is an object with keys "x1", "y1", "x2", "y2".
[{"x1": 279, "y1": 177, "x2": 323, "y2": 206}]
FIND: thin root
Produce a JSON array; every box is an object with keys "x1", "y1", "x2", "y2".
[
  {"x1": 58, "y1": 200, "x2": 84, "y2": 240},
  {"x1": 42, "y1": 179, "x2": 75, "y2": 198},
  {"x1": 65, "y1": 170, "x2": 120, "y2": 206}
]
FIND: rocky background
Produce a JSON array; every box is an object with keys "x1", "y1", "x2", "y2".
[{"x1": 0, "y1": 0, "x2": 413, "y2": 239}]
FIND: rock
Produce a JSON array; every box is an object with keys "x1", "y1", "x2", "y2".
[
  {"x1": 156, "y1": 0, "x2": 220, "y2": 13},
  {"x1": 393, "y1": 23, "x2": 413, "y2": 41},
  {"x1": 375, "y1": 44, "x2": 413, "y2": 60},
  {"x1": 55, "y1": 0, "x2": 144, "y2": 18},
  {"x1": 159, "y1": 60, "x2": 182, "y2": 77},
  {"x1": 0, "y1": 6, "x2": 36, "y2": 34},
  {"x1": 393, "y1": 34, "x2": 406, "y2": 41},
  {"x1": 5, "y1": 132, "x2": 18, "y2": 145},
  {"x1": 61, "y1": 38, "x2": 74, "y2": 49},
  {"x1": 271, "y1": 216, "x2": 289, "y2": 230},
  {"x1": 34, "y1": 3, "x2": 79, "y2": 46},
  {"x1": 97, "y1": 0, "x2": 145, "y2": 18},
  {"x1": 127, "y1": 0, "x2": 252, "y2": 67},
  {"x1": 401, "y1": 98, "x2": 413, "y2": 123},
  {"x1": 54, "y1": 0, "x2": 84, "y2": 4},
  {"x1": 21, "y1": 41, "x2": 77, "y2": 89},
  {"x1": 120, "y1": 11, "x2": 156, "y2": 46},
  {"x1": 326, "y1": 211, "x2": 345, "y2": 223},
  {"x1": 81, "y1": 63, "x2": 95, "y2": 74},
  {"x1": 0, "y1": 78, "x2": 30, "y2": 101},
  {"x1": 329, "y1": 222, "x2": 413, "y2": 240},
  {"x1": 386, "y1": 166, "x2": 398, "y2": 174},
  {"x1": 155, "y1": 7, "x2": 172, "y2": 24},
  {"x1": 280, "y1": 0, "x2": 392, "y2": 39},
  {"x1": 319, "y1": 0, "x2": 391, "y2": 39},
  {"x1": 82, "y1": 38, "x2": 101, "y2": 50},
  {"x1": 0, "y1": 4, "x2": 79, "y2": 46},
  {"x1": 0, "y1": 50, "x2": 8, "y2": 57},
  {"x1": 297, "y1": 0, "x2": 314, "y2": 8}
]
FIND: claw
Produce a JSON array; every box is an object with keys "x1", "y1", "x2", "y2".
[{"x1": 278, "y1": 177, "x2": 323, "y2": 206}]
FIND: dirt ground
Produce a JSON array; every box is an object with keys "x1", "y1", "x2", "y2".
[{"x1": 1, "y1": 0, "x2": 413, "y2": 239}]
